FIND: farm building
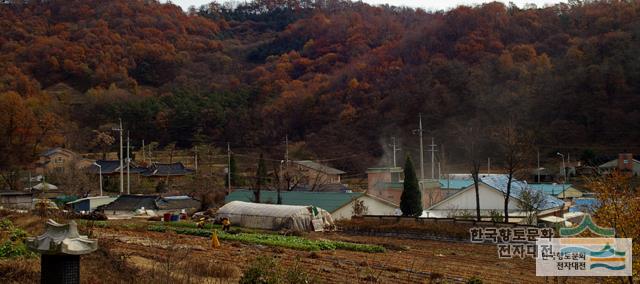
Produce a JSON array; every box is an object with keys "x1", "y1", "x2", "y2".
[
  {"x1": 424, "y1": 175, "x2": 565, "y2": 223},
  {"x1": 34, "y1": 148, "x2": 93, "y2": 174},
  {"x1": 225, "y1": 190, "x2": 397, "y2": 220},
  {"x1": 216, "y1": 201, "x2": 334, "y2": 231},
  {"x1": 0, "y1": 191, "x2": 33, "y2": 210},
  {"x1": 527, "y1": 183, "x2": 584, "y2": 199},
  {"x1": 67, "y1": 196, "x2": 117, "y2": 213},
  {"x1": 366, "y1": 167, "x2": 443, "y2": 208},
  {"x1": 98, "y1": 195, "x2": 201, "y2": 219},
  {"x1": 292, "y1": 160, "x2": 345, "y2": 184},
  {"x1": 598, "y1": 153, "x2": 640, "y2": 175}
]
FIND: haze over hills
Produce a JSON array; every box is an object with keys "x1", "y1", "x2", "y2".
[{"x1": 1, "y1": 0, "x2": 639, "y2": 172}]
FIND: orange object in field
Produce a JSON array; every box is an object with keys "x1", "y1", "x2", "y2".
[{"x1": 211, "y1": 230, "x2": 221, "y2": 248}]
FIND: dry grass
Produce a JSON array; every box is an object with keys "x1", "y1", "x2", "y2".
[{"x1": 0, "y1": 257, "x2": 39, "y2": 283}]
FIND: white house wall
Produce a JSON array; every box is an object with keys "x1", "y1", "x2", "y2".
[
  {"x1": 332, "y1": 195, "x2": 397, "y2": 220},
  {"x1": 426, "y1": 183, "x2": 521, "y2": 217}
]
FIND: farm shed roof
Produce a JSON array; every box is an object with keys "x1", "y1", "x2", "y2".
[
  {"x1": 225, "y1": 190, "x2": 363, "y2": 212},
  {"x1": 293, "y1": 160, "x2": 345, "y2": 175},
  {"x1": 439, "y1": 179, "x2": 474, "y2": 190}
]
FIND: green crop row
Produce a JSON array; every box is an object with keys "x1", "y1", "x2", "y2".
[{"x1": 147, "y1": 226, "x2": 385, "y2": 253}]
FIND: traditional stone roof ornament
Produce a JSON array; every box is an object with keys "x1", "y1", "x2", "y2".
[
  {"x1": 26, "y1": 219, "x2": 98, "y2": 284},
  {"x1": 27, "y1": 219, "x2": 98, "y2": 255}
]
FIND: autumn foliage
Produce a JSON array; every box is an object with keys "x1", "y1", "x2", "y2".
[{"x1": 1, "y1": 0, "x2": 640, "y2": 172}]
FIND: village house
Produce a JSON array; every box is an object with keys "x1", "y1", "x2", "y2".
[
  {"x1": 527, "y1": 183, "x2": 584, "y2": 200},
  {"x1": 141, "y1": 162, "x2": 194, "y2": 179},
  {"x1": 292, "y1": 160, "x2": 345, "y2": 185},
  {"x1": 66, "y1": 196, "x2": 118, "y2": 213},
  {"x1": 366, "y1": 167, "x2": 443, "y2": 209},
  {"x1": 0, "y1": 191, "x2": 33, "y2": 210},
  {"x1": 424, "y1": 175, "x2": 565, "y2": 223},
  {"x1": 598, "y1": 153, "x2": 640, "y2": 175},
  {"x1": 225, "y1": 189, "x2": 398, "y2": 220},
  {"x1": 97, "y1": 195, "x2": 201, "y2": 219},
  {"x1": 35, "y1": 148, "x2": 93, "y2": 174}
]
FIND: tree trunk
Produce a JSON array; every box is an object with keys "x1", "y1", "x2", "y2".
[{"x1": 505, "y1": 173, "x2": 513, "y2": 223}]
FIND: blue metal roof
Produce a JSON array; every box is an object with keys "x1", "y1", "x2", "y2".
[
  {"x1": 439, "y1": 179, "x2": 474, "y2": 190},
  {"x1": 528, "y1": 183, "x2": 572, "y2": 195},
  {"x1": 569, "y1": 198, "x2": 600, "y2": 213},
  {"x1": 480, "y1": 175, "x2": 565, "y2": 210}
]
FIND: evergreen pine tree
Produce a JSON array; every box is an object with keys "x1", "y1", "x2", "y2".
[
  {"x1": 226, "y1": 154, "x2": 239, "y2": 187},
  {"x1": 400, "y1": 156, "x2": 422, "y2": 216}
]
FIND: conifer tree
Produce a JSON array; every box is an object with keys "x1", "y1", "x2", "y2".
[{"x1": 400, "y1": 156, "x2": 422, "y2": 216}]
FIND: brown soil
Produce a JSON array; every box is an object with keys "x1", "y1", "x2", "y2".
[{"x1": 2, "y1": 212, "x2": 599, "y2": 284}]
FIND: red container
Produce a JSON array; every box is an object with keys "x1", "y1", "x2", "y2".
[{"x1": 163, "y1": 213, "x2": 171, "y2": 222}]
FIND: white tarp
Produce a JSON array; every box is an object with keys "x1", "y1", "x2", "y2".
[{"x1": 216, "y1": 201, "x2": 334, "y2": 232}]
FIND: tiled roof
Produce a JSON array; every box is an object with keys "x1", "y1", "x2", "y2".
[
  {"x1": 141, "y1": 162, "x2": 194, "y2": 177},
  {"x1": 225, "y1": 190, "x2": 363, "y2": 212},
  {"x1": 99, "y1": 195, "x2": 158, "y2": 211},
  {"x1": 293, "y1": 160, "x2": 346, "y2": 175}
]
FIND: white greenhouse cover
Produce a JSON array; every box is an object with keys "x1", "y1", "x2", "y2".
[{"x1": 216, "y1": 201, "x2": 334, "y2": 232}]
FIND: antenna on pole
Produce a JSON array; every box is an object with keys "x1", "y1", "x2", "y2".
[
  {"x1": 412, "y1": 113, "x2": 425, "y2": 180},
  {"x1": 428, "y1": 137, "x2": 437, "y2": 179},
  {"x1": 227, "y1": 142, "x2": 231, "y2": 194},
  {"x1": 112, "y1": 118, "x2": 124, "y2": 194},
  {"x1": 388, "y1": 137, "x2": 401, "y2": 168}
]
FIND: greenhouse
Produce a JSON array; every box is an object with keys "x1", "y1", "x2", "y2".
[{"x1": 216, "y1": 201, "x2": 334, "y2": 232}]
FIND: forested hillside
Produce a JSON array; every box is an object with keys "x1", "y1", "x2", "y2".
[{"x1": 1, "y1": 0, "x2": 639, "y2": 172}]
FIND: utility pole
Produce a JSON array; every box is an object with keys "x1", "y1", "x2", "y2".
[
  {"x1": 487, "y1": 157, "x2": 491, "y2": 175},
  {"x1": 194, "y1": 145, "x2": 198, "y2": 174},
  {"x1": 557, "y1": 152, "x2": 566, "y2": 200},
  {"x1": 537, "y1": 149, "x2": 540, "y2": 183},
  {"x1": 142, "y1": 139, "x2": 145, "y2": 163},
  {"x1": 126, "y1": 131, "x2": 130, "y2": 195},
  {"x1": 227, "y1": 143, "x2": 231, "y2": 194},
  {"x1": 388, "y1": 137, "x2": 401, "y2": 167},
  {"x1": 285, "y1": 135, "x2": 289, "y2": 165},
  {"x1": 112, "y1": 119, "x2": 124, "y2": 194},
  {"x1": 412, "y1": 113, "x2": 425, "y2": 180},
  {"x1": 428, "y1": 137, "x2": 437, "y2": 179}
]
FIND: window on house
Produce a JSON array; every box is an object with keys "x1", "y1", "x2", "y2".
[{"x1": 56, "y1": 157, "x2": 64, "y2": 164}]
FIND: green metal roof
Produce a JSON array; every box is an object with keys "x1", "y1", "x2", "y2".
[
  {"x1": 225, "y1": 190, "x2": 363, "y2": 212},
  {"x1": 366, "y1": 167, "x2": 403, "y2": 173}
]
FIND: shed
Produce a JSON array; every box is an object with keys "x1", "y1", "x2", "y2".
[
  {"x1": 67, "y1": 196, "x2": 117, "y2": 213},
  {"x1": 0, "y1": 191, "x2": 33, "y2": 210},
  {"x1": 216, "y1": 201, "x2": 334, "y2": 231},
  {"x1": 331, "y1": 193, "x2": 398, "y2": 220}
]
